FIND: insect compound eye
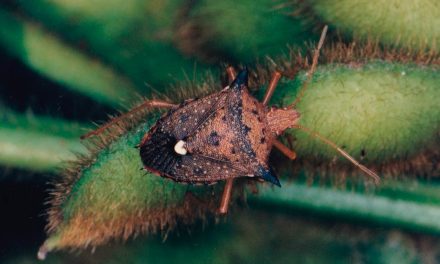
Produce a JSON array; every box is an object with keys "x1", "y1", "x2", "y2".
[{"x1": 174, "y1": 140, "x2": 188, "y2": 155}]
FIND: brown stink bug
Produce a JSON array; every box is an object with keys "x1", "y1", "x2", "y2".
[{"x1": 82, "y1": 26, "x2": 380, "y2": 214}]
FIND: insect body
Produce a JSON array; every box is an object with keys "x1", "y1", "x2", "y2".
[
  {"x1": 139, "y1": 70, "x2": 298, "y2": 187},
  {"x1": 82, "y1": 26, "x2": 379, "y2": 215}
]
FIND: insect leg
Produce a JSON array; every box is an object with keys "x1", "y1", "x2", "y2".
[
  {"x1": 81, "y1": 99, "x2": 177, "y2": 139},
  {"x1": 226, "y1": 66, "x2": 237, "y2": 82},
  {"x1": 247, "y1": 180, "x2": 259, "y2": 194},
  {"x1": 273, "y1": 140, "x2": 297, "y2": 160},
  {"x1": 262, "y1": 71, "x2": 282, "y2": 106},
  {"x1": 218, "y1": 178, "x2": 235, "y2": 214},
  {"x1": 218, "y1": 66, "x2": 238, "y2": 215}
]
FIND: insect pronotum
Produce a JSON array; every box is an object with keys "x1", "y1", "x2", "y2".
[{"x1": 82, "y1": 26, "x2": 380, "y2": 215}]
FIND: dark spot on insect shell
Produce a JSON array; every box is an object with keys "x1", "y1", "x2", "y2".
[
  {"x1": 231, "y1": 147, "x2": 236, "y2": 154},
  {"x1": 179, "y1": 114, "x2": 189, "y2": 123},
  {"x1": 208, "y1": 131, "x2": 220, "y2": 146},
  {"x1": 260, "y1": 137, "x2": 265, "y2": 144},
  {"x1": 244, "y1": 125, "x2": 251, "y2": 134}
]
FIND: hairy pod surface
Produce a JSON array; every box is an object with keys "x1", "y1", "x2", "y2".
[
  {"x1": 40, "y1": 114, "x2": 225, "y2": 256},
  {"x1": 274, "y1": 62, "x2": 440, "y2": 178}
]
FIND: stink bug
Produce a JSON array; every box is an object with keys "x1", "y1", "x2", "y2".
[{"x1": 82, "y1": 26, "x2": 380, "y2": 214}]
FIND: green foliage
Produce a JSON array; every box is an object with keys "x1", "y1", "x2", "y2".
[
  {"x1": 0, "y1": 107, "x2": 87, "y2": 172},
  {"x1": 14, "y1": 0, "x2": 215, "y2": 92},
  {"x1": 64, "y1": 119, "x2": 188, "y2": 219},
  {"x1": 180, "y1": 0, "x2": 316, "y2": 63},
  {"x1": 43, "y1": 60, "x2": 440, "y2": 254},
  {"x1": 278, "y1": 62, "x2": 440, "y2": 162},
  {"x1": 252, "y1": 180, "x2": 440, "y2": 234},
  {"x1": 6, "y1": 210, "x2": 431, "y2": 264},
  {"x1": 309, "y1": 0, "x2": 440, "y2": 53},
  {"x1": 0, "y1": 8, "x2": 139, "y2": 107},
  {"x1": 42, "y1": 115, "x2": 223, "y2": 254}
]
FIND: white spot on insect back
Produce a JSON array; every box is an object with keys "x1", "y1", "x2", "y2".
[{"x1": 174, "y1": 140, "x2": 187, "y2": 155}]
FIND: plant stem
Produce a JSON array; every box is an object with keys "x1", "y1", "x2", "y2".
[{"x1": 250, "y1": 180, "x2": 440, "y2": 234}]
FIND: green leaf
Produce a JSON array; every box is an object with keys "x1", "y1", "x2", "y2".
[
  {"x1": 178, "y1": 0, "x2": 317, "y2": 63},
  {"x1": 0, "y1": 107, "x2": 87, "y2": 173},
  {"x1": 0, "y1": 7, "x2": 139, "y2": 107},
  {"x1": 13, "y1": 0, "x2": 215, "y2": 92}
]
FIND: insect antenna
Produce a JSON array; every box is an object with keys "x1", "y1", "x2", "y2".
[
  {"x1": 288, "y1": 25, "x2": 328, "y2": 109},
  {"x1": 292, "y1": 124, "x2": 380, "y2": 184}
]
